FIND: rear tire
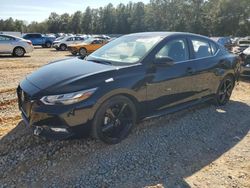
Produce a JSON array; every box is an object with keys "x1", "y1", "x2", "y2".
[
  {"x1": 71, "y1": 51, "x2": 77, "y2": 56},
  {"x1": 79, "y1": 48, "x2": 87, "y2": 57},
  {"x1": 45, "y1": 42, "x2": 52, "y2": 48},
  {"x1": 13, "y1": 47, "x2": 25, "y2": 57},
  {"x1": 60, "y1": 44, "x2": 67, "y2": 51},
  {"x1": 92, "y1": 96, "x2": 137, "y2": 144},
  {"x1": 214, "y1": 75, "x2": 235, "y2": 106}
]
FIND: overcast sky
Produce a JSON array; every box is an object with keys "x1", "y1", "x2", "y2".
[{"x1": 0, "y1": 0, "x2": 150, "y2": 23}]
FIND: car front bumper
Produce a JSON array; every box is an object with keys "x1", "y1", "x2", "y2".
[
  {"x1": 17, "y1": 84, "x2": 94, "y2": 140},
  {"x1": 241, "y1": 55, "x2": 250, "y2": 77},
  {"x1": 52, "y1": 43, "x2": 60, "y2": 48},
  {"x1": 241, "y1": 65, "x2": 250, "y2": 77}
]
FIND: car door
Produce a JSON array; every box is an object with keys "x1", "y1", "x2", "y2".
[
  {"x1": 188, "y1": 37, "x2": 219, "y2": 97},
  {"x1": 0, "y1": 35, "x2": 15, "y2": 53},
  {"x1": 89, "y1": 40, "x2": 103, "y2": 52},
  {"x1": 33, "y1": 34, "x2": 43, "y2": 45},
  {"x1": 74, "y1": 37, "x2": 84, "y2": 44},
  {"x1": 66, "y1": 37, "x2": 74, "y2": 45},
  {"x1": 146, "y1": 37, "x2": 201, "y2": 112}
]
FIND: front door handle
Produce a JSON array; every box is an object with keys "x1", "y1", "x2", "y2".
[{"x1": 186, "y1": 67, "x2": 195, "y2": 74}]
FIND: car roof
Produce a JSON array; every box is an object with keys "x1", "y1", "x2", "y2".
[
  {"x1": 0, "y1": 34, "x2": 20, "y2": 39},
  {"x1": 127, "y1": 32, "x2": 212, "y2": 40}
]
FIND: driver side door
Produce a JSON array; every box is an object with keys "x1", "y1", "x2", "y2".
[{"x1": 146, "y1": 37, "x2": 200, "y2": 112}]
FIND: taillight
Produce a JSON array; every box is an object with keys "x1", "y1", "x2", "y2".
[{"x1": 27, "y1": 41, "x2": 32, "y2": 45}]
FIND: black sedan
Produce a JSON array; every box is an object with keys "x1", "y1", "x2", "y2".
[{"x1": 17, "y1": 32, "x2": 240, "y2": 144}]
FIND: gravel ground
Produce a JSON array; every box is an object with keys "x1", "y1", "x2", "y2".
[{"x1": 0, "y1": 48, "x2": 249, "y2": 187}]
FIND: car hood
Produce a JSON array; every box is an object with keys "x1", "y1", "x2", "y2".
[
  {"x1": 26, "y1": 58, "x2": 117, "y2": 92},
  {"x1": 243, "y1": 47, "x2": 250, "y2": 55}
]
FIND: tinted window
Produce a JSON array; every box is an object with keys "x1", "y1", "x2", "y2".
[
  {"x1": 75, "y1": 37, "x2": 84, "y2": 41},
  {"x1": 34, "y1": 34, "x2": 41, "y2": 38},
  {"x1": 156, "y1": 39, "x2": 189, "y2": 62},
  {"x1": 66, "y1": 37, "x2": 74, "y2": 41},
  {"x1": 191, "y1": 39, "x2": 212, "y2": 58},
  {"x1": 92, "y1": 40, "x2": 102, "y2": 44},
  {"x1": 0, "y1": 35, "x2": 15, "y2": 41},
  {"x1": 210, "y1": 42, "x2": 218, "y2": 55}
]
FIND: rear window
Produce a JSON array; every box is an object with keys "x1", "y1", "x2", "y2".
[
  {"x1": 210, "y1": 42, "x2": 218, "y2": 55},
  {"x1": 191, "y1": 39, "x2": 213, "y2": 58}
]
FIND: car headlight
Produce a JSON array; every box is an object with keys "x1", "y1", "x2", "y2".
[{"x1": 40, "y1": 88, "x2": 97, "y2": 105}]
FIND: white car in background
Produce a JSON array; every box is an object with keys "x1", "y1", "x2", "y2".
[
  {"x1": 52, "y1": 36, "x2": 85, "y2": 51},
  {"x1": 0, "y1": 34, "x2": 34, "y2": 57}
]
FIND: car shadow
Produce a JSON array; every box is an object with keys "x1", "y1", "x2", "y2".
[
  {"x1": 0, "y1": 100, "x2": 249, "y2": 187},
  {"x1": 240, "y1": 76, "x2": 250, "y2": 83},
  {"x1": 0, "y1": 55, "x2": 31, "y2": 58}
]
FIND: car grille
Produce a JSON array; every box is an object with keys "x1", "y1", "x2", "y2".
[{"x1": 17, "y1": 87, "x2": 32, "y2": 118}]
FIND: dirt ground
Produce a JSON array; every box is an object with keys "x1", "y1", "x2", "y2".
[{"x1": 0, "y1": 48, "x2": 249, "y2": 187}]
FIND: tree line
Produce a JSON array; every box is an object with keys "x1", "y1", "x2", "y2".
[{"x1": 0, "y1": 0, "x2": 249, "y2": 36}]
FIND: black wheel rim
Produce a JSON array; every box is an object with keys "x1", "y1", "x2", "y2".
[
  {"x1": 61, "y1": 45, "x2": 66, "y2": 50},
  {"x1": 80, "y1": 49, "x2": 86, "y2": 56},
  {"x1": 101, "y1": 102, "x2": 133, "y2": 140},
  {"x1": 218, "y1": 79, "x2": 233, "y2": 104}
]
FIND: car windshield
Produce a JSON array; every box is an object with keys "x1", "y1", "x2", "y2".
[
  {"x1": 56, "y1": 36, "x2": 65, "y2": 41},
  {"x1": 83, "y1": 38, "x2": 96, "y2": 44},
  {"x1": 239, "y1": 41, "x2": 250, "y2": 45},
  {"x1": 87, "y1": 35, "x2": 162, "y2": 64}
]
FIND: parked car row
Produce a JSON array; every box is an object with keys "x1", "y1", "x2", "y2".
[{"x1": 0, "y1": 33, "x2": 112, "y2": 57}]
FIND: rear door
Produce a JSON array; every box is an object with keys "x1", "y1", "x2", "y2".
[
  {"x1": 0, "y1": 35, "x2": 15, "y2": 53},
  {"x1": 66, "y1": 37, "x2": 75, "y2": 45},
  {"x1": 74, "y1": 37, "x2": 85, "y2": 44},
  {"x1": 89, "y1": 40, "x2": 103, "y2": 52},
  {"x1": 32, "y1": 34, "x2": 43, "y2": 45},
  {"x1": 188, "y1": 36, "x2": 220, "y2": 96}
]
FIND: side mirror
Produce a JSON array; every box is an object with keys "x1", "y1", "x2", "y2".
[{"x1": 154, "y1": 56, "x2": 175, "y2": 66}]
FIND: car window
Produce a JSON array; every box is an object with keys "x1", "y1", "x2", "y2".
[
  {"x1": 210, "y1": 42, "x2": 218, "y2": 55},
  {"x1": 34, "y1": 34, "x2": 41, "y2": 38},
  {"x1": 92, "y1": 40, "x2": 102, "y2": 44},
  {"x1": 0, "y1": 36, "x2": 15, "y2": 41},
  {"x1": 66, "y1": 37, "x2": 74, "y2": 41},
  {"x1": 75, "y1": 37, "x2": 84, "y2": 41},
  {"x1": 156, "y1": 39, "x2": 189, "y2": 62},
  {"x1": 191, "y1": 39, "x2": 213, "y2": 59}
]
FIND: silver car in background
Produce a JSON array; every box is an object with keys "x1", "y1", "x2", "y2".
[{"x1": 0, "y1": 34, "x2": 34, "y2": 57}]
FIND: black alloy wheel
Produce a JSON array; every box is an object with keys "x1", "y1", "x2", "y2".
[
  {"x1": 92, "y1": 96, "x2": 136, "y2": 144},
  {"x1": 79, "y1": 48, "x2": 87, "y2": 57},
  {"x1": 45, "y1": 42, "x2": 52, "y2": 48},
  {"x1": 60, "y1": 44, "x2": 67, "y2": 51},
  {"x1": 215, "y1": 76, "x2": 234, "y2": 106}
]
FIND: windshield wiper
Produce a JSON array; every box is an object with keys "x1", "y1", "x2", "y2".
[{"x1": 88, "y1": 59, "x2": 113, "y2": 65}]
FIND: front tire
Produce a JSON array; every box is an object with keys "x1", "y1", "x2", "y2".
[
  {"x1": 214, "y1": 75, "x2": 235, "y2": 106},
  {"x1": 92, "y1": 96, "x2": 137, "y2": 144},
  {"x1": 60, "y1": 44, "x2": 67, "y2": 51},
  {"x1": 71, "y1": 51, "x2": 77, "y2": 56},
  {"x1": 13, "y1": 47, "x2": 25, "y2": 57}
]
